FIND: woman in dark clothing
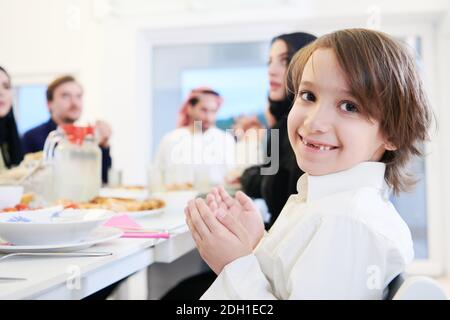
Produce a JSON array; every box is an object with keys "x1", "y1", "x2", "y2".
[
  {"x1": 161, "y1": 32, "x2": 316, "y2": 300},
  {"x1": 0, "y1": 66, "x2": 24, "y2": 170},
  {"x1": 240, "y1": 32, "x2": 317, "y2": 228}
]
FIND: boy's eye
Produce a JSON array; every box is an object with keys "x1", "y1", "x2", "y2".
[
  {"x1": 339, "y1": 101, "x2": 358, "y2": 113},
  {"x1": 300, "y1": 91, "x2": 316, "y2": 102}
]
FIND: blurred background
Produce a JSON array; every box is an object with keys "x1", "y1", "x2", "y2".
[{"x1": 0, "y1": 0, "x2": 449, "y2": 287}]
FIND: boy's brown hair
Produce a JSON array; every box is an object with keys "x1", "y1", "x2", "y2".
[{"x1": 287, "y1": 28, "x2": 432, "y2": 194}]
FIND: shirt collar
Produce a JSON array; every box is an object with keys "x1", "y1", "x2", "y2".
[{"x1": 297, "y1": 162, "x2": 388, "y2": 203}]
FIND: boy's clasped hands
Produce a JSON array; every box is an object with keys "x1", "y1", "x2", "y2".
[{"x1": 185, "y1": 187, "x2": 265, "y2": 274}]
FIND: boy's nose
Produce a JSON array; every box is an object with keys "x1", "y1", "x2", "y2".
[{"x1": 304, "y1": 104, "x2": 332, "y2": 133}]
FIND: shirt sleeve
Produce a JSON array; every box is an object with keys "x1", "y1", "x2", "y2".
[
  {"x1": 202, "y1": 215, "x2": 400, "y2": 300},
  {"x1": 201, "y1": 253, "x2": 279, "y2": 300},
  {"x1": 21, "y1": 131, "x2": 40, "y2": 154}
]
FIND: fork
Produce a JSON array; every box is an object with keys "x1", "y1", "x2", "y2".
[{"x1": 0, "y1": 251, "x2": 113, "y2": 263}]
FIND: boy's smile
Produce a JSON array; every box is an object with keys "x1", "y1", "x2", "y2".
[
  {"x1": 299, "y1": 134, "x2": 339, "y2": 152},
  {"x1": 288, "y1": 48, "x2": 391, "y2": 176}
]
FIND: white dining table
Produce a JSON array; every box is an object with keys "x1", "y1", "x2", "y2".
[{"x1": 0, "y1": 192, "x2": 198, "y2": 300}]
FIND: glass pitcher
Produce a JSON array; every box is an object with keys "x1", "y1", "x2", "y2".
[{"x1": 43, "y1": 124, "x2": 102, "y2": 202}]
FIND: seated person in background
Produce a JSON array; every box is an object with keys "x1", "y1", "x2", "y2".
[
  {"x1": 0, "y1": 66, "x2": 24, "y2": 171},
  {"x1": 226, "y1": 115, "x2": 265, "y2": 185},
  {"x1": 240, "y1": 32, "x2": 317, "y2": 229},
  {"x1": 154, "y1": 88, "x2": 235, "y2": 300},
  {"x1": 153, "y1": 87, "x2": 236, "y2": 191},
  {"x1": 22, "y1": 75, "x2": 112, "y2": 183}
]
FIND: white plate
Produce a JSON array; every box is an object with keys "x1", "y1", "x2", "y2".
[
  {"x1": 0, "y1": 227, "x2": 123, "y2": 253},
  {"x1": 125, "y1": 208, "x2": 165, "y2": 219}
]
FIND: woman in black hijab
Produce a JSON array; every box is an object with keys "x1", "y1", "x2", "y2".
[
  {"x1": 0, "y1": 66, "x2": 23, "y2": 170},
  {"x1": 240, "y1": 32, "x2": 317, "y2": 228}
]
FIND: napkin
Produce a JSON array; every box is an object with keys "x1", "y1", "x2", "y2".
[{"x1": 103, "y1": 214, "x2": 170, "y2": 239}]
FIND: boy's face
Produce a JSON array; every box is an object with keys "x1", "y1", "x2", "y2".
[{"x1": 288, "y1": 48, "x2": 391, "y2": 176}]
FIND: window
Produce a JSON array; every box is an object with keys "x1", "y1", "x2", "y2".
[
  {"x1": 391, "y1": 158, "x2": 428, "y2": 259},
  {"x1": 13, "y1": 84, "x2": 49, "y2": 135},
  {"x1": 181, "y1": 66, "x2": 269, "y2": 128},
  {"x1": 151, "y1": 41, "x2": 270, "y2": 156},
  {"x1": 390, "y1": 36, "x2": 429, "y2": 261}
]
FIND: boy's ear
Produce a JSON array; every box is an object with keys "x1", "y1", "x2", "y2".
[{"x1": 384, "y1": 141, "x2": 397, "y2": 151}]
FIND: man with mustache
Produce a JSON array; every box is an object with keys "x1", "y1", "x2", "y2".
[{"x1": 22, "y1": 75, "x2": 112, "y2": 183}]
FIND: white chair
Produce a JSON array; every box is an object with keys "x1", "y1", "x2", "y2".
[{"x1": 387, "y1": 274, "x2": 448, "y2": 300}]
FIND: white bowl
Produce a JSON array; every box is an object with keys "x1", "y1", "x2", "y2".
[
  {"x1": 0, "y1": 185, "x2": 24, "y2": 210},
  {"x1": 0, "y1": 206, "x2": 115, "y2": 246}
]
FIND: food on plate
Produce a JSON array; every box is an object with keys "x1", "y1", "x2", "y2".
[
  {"x1": 165, "y1": 182, "x2": 193, "y2": 191},
  {"x1": 20, "y1": 192, "x2": 35, "y2": 205},
  {"x1": 56, "y1": 197, "x2": 166, "y2": 213},
  {"x1": 0, "y1": 192, "x2": 36, "y2": 213},
  {"x1": 1, "y1": 194, "x2": 166, "y2": 215},
  {"x1": 118, "y1": 185, "x2": 146, "y2": 190},
  {"x1": 0, "y1": 203, "x2": 36, "y2": 213}
]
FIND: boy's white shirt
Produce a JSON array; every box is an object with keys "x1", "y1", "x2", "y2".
[
  {"x1": 153, "y1": 126, "x2": 236, "y2": 186},
  {"x1": 201, "y1": 162, "x2": 414, "y2": 300}
]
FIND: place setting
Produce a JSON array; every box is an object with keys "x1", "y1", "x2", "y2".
[{"x1": 0, "y1": 205, "x2": 123, "y2": 254}]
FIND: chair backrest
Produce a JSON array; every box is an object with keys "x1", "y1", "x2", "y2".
[{"x1": 387, "y1": 274, "x2": 448, "y2": 300}]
